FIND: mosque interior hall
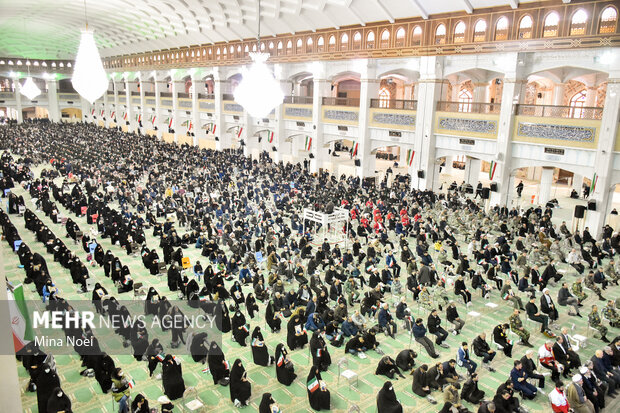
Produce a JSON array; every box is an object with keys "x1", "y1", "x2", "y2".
[{"x1": 2, "y1": 0, "x2": 620, "y2": 412}]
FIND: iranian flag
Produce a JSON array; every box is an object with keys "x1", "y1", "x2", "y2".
[
  {"x1": 489, "y1": 160, "x2": 497, "y2": 181},
  {"x1": 100, "y1": 109, "x2": 104, "y2": 117},
  {"x1": 135, "y1": 114, "x2": 142, "y2": 122},
  {"x1": 188, "y1": 121, "x2": 193, "y2": 131},
  {"x1": 307, "y1": 376, "x2": 320, "y2": 393},
  {"x1": 110, "y1": 111, "x2": 115, "y2": 119},
  {"x1": 91, "y1": 109, "x2": 95, "y2": 116},
  {"x1": 406, "y1": 149, "x2": 415, "y2": 167},
  {"x1": 151, "y1": 115, "x2": 156, "y2": 125},
  {"x1": 277, "y1": 355, "x2": 284, "y2": 367},
  {"x1": 352, "y1": 142, "x2": 358, "y2": 157},
  {"x1": 127, "y1": 379, "x2": 136, "y2": 389},
  {"x1": 305, "y1": 136, "x2": 312, "y2": 151},
  {"x1": 211, "y1": 124, "x2": 216, "y2": 134},
  {"x1": 123, "y1": 112, "x2": 128, "y2": 121},
  {"x1": 590, "y1": 173, "x2": 598, "y2": 193},
  {"x1": 8, "y1": 284, "x2": 34, "y2": 352},
  {"x1": 168, "y1": 117, "x2": 174, "y2": 128},
  {"x1": 268, "y1": 131, "x2": 274, "y2": 143},
  {"x1": 237, "y1": 127, "x2": 243, "y2": 138}
]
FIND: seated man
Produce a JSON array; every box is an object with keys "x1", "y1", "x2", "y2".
[
  {"x1": 411, "y1": 318, "x2": 439, "y2": 359},
  {"x1": 520, "y1": 349, "x2": 546, "y2": 393},
  {"x1": 377, "y1": 303, "x2": 397, "y2": 338},
  {"x1": 472, "y1": 332, "x2": 496, "y2": 371},
  {"x1": 510, "y1": 360, "x2": 538, "y2": 400},
  {"x1": 540, "y1": 288, "x2": 559, "y2": 327},
  {"x1": 457, "y1": 342, "x2": 477, "y2": 376},
  {"x1": 427, "y1": 309, "x2": 449, "y2": 349},
  {"x1": 525, "y1": 296, "x2": 552, "y2": 337},
  {"x1": 539, "y1": 341, "x2": 564, "y2": 382}
]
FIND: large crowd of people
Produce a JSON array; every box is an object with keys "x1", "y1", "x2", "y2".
[{"x1": 1, "y1": 119, "x2": 620, "y2": 413}]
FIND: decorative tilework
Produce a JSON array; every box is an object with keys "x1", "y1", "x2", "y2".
[
  {"x1": 517, "y1": 122, "x2": 595, "y2": 142},
  {"x1": 161, "y1": 99, "x2": 172, "y2": 106},
  {"x1": 131, "y1": 98, "x2": 140, "y2": 104},
  {"x1": 178, "y1": 100, "x2": 192, "y2": 108},
  {"x1": 224, "y1": 103, "x2": 243, "y2": 112},
  {"x1": 199, "y1": 101, "x2": 215, "y2": 110},
  {"x1": 372, "y1": 112, "x2": 415, "y2": 126},
  {"x1": 438, "y1": 117, "x2": 497, "y2": 134},
  {"x1": 285, "y1": 107, "x2": 312, "y2": 118},
  {"x1": 145, "y1": 98, "x2": 156, "y2": 106},
  {"x1": 324, "y1": 109, "x2": 358, "y2": 122}
]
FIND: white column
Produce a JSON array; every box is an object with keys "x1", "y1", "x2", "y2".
[
  {"x1": 79, "y1": 96, "x2": 90, "y2": 124},
  {"x1": 489, "y1": 54, "x2": 527, "y2": 207},
  {"x1": 585, "y1": 78, "x2": 620, "y2": 237},
  {"x1": 124, "y1": 79, "x2": 134, "y2": 132},
  {"x1": 171, "y1": 80, "x2": 184, "y2": 143},
  {"x1": 154, "y1": 80, "x2": 164, "y2": 137},
  {"x1": 443, "y1": 155, "x2": 453, "y2": 175},
  {"x1": 138, "y1": 77, "x2": 146, "y2": 133},
  {"x1": 411, "y1": 56, "x2": 444, "y2": 190},
  {"x1": 539, "y1": 167, "x2": 554, "y2": 206},
  {"x1": 102, "y1": 87, "x2": 109, "y2": 127},
  {"x1": 357, "y1": 62, "x2": 379, "y2": 179},
  {"x1": 464, "y1": 157, "x2": 481, "y2": 187},
  {"x1": 552, "y1": 83, "x2": 566, "y2": 106},
  {"x1": 213, "y1": 68, "x2": 227, "y2": 150},
  {"x1": 13, "y1": 79, "x2": 23, "y2": 123},
  {"x1": 572, "y1": 174, "x2": 583, "y2": 192},
  {"x1": 191, "y1": 74, "x2": 203, "y2": 144},
  {"x1": 472, "y1": 82, "x2": 488, "y2": 102},
  {"x1": 272, "y1": 69, "x2": 287, "y2": 163},
  {"x1": 113, "y1": 81, "x2": 120, "y2": 127},
  {"x1": 403, "y1": 83, "x2": 413, "y2": 101},
  {"x1": 311, "y1": 64, "x2": 329, "y2": 173},
  {"x1": 47, "y1": 80, "x2": 60, "y2": 122},
  {"x1": 585, "y1": 86, "x2": 597, "y2": 108},
  {"x1": 451, "y1": 81, "x2": 460, "y2": 101}
]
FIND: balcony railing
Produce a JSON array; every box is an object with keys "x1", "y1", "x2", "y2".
[
  {"x1": 436, "y1": 101, "x2": 501, "y2": 114},
  {"x1": 322, "y1": 97, "x2": 360, "y2": 107},
  {"x1": 515, "y1": 104, "x2": 603, "y2": 120},
  {"x1": 284, "y1": 95, "x2": 313, "y2": 104},
  {"x1": 370, "y1": 99, "x2": 417, "y2": 110},
  {"x1": 222, "y1": 93, "x2": 235, "y2": 101},
  {"x1": 198, "y1": 93, "x2": 214, "y2": 99},
  {"x1": 160, "y1": 92, "x2": 172, "y2": 97},
  {"x1": 144, "y1": 92, "x2": 156, "y2": 97},
  {"x1": 131, "y1": 91, "x2": 140, "y2": 96},
  {"x1": 177, "y1": 92, "x2": 190, "y2": 98}
]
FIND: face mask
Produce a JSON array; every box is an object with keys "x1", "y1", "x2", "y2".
[
  {"x1": 57, "y1": 391, "x2": 63, "y2": 397},
  {"x1": 44, "y1": 368, "x2": 50, "y2": 373}
]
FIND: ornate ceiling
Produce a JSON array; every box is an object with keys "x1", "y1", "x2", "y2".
[{"x1": 0, "y1": 0, "x2": 538, "y2": 59}]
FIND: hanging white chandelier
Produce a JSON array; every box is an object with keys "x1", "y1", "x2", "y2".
[
  {"x1": 20, "y1": 76, "x2": 41, "y2": 101},
  {"x1": 233, "y1": 0, "x2": 283, "y2": 118},
  {"x1": 72, "y1": 29, "x2": 108, "y2": 104}
]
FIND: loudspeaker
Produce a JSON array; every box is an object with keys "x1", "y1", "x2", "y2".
[
  {"x1": 490, "y1": 182, "x2": 498, "y2": 192},
  {"x1": 215, "y1": 137, "x2": 219, "y2": 141},
  {"x1": 574, "y1": 205, "x2": 586, "y2": 219},
  {"x1": 309, "y1": 153, "x2": 315, "y2": 159},
  {"x1": 417, "y1": 170, "x2": 425, "y2": 179},
  {"x1": 588, "y1": 200, "x2": 596, "y2": 211},
  {"x1": 272, "y1": 146, "x2": 277, "y2": 152},
  {"x1": 481, "y1": 187, "x2": 490, "y2": 199},
  {"x1": 126, "y1": 121, "x2": 130, "y2": 126},
  {"x1": 354, "y1": 159, "x2": 361, "y2": 166}
]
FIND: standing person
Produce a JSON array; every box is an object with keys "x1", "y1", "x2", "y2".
[
  {"x1": 516, "y1": 181, "x2": 524, "y2": 198},
  {"x1": 307, "y1": 365, "x2": 330, "y2": 410},
  {"x1": 229, "y1": 359, "x2": 251, "y2": 407},
  {"x1": 376, "y1": 381, "x2": 403, "y2": 413},
  {"x1": 309, "y1": 331, "x2": 331, "y2": 371},
  {"x1": 35, "y1": 364, "x2": 61, "y2": 413}
]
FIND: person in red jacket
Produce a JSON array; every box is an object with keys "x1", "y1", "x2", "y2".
[{"x1": 549, "y1": 381, "x2": 570, "y2": 413}]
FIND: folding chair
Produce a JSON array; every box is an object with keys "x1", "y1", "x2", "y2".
[
  {"x1": 337, "y1": 357, "x2": 358, "y2": 391},
  {"x1": 133, "y1": 283, "x2": 147, "y2": 299},
  {"x1": 181, "y1": 386, "x2": 204, "y2": 412}
]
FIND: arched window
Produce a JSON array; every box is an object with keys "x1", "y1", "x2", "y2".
[
  {"x1": 435, "y1": 24, "x2": 446, "y2": 45},
  {"x1": 268, "y1": 42, "x2": 273, "y2": 50},
  {"x1": 518, "y1": 15, "x2": 533, "y2": 39},
  {"x1": 260, "y1": 43, "x2": 265, "y2": 51},
  {"x1": 340, "y1": 33, "x2": 349, "y2": 50},
  {"x1": 454, "y1": 21, "x2": 466, "y2": 43},
  {"x1": 495, "y1": 16, "x2": 509, "y2": 40},
  {"x1": 380, "y1": 29, "x2": 390, "y2": 48},
  {"x1": 395, "y1": 27, "x2": 406, "y2": 47},
  {"x1": 569, "y1": 90, "x2": 587, "y2": 118},
  {"x1": 286, "y1": 40, "x2": 292, "y2": 55},
  {"x1": 570, "y1": 9, "x2": 588, "y2": 35},
  {"x1": 296, "y1": 38, "x2": 303, "y2": 53},
  {"x1": 366, "y1": 31, "x2": 375, "y2": 48},
  {"x1": 379, "y1": 88, "x2": 390, "y2": 108},
  {"x1": 276, "y1": 41, "x2": 283, "y2": 55},
  {"x1": 600, "y1": 6, "x2": 618, "y2": 33},
  {"x1": 543, "y1": 12, "x2": 560, "y2": 37},
  {"x1": 306, "y1": 37, "x2": 313, "y2": 53},
  {"x1": 230, "y1": 46, "x2": 235, "y2": 54},
  {"x1": 216, "y1": 48, "x2": 220, "y2": 60},
  {"x1": 353, "y1": 32, "x2": 362, "y2": 49},
  {"x1": 412, "y1": 26, "x2": 422, "y2": 46},
  {"x1": 244, "y1": 45, "x2": 249, "y2": 56},
  {"x1": 328, "y1": 35, "x2": 336, "y2": 52},
  {"x1": 458, "y1": 89, "x2": 473, "y2": 112},
  {"x1": 474, "y1": 20, "x2": 487, "y2": 42},
  {"x1": 317, "y1": 36, "x2": 324, "y2": 52}
]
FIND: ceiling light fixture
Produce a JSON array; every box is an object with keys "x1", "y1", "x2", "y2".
[
  {"x1": 72, "y1": 0, "x2": 108, "y2": 104},
  {"x1": 234, "y1": 0, "x2": 283, "y2": 118},
  {"x1": 20, "y1": 77, "x2": 41, "y2": 101}
]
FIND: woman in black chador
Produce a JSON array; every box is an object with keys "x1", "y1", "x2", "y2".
[
  {"x1": 207, "y1": 341, "x2": 230, "y2": 386},
  {"x1": 259, "y1": 393, "x2": 278, "y2": 413},
  {"x1": 35, "y1": 363, "x2": 61, "y2": 413},
  {"x1": 287, "y1": 314, "x2": 308, "y2": 350},
  {"x1": 376, "y1": 381, "x2": 403, "y2": 413},
  {"x1": 144, "y1": 287, "x2": 161, "y2": 316},
  {"x1": 94, "y1": 352, "x2": 116, "y2": 393},
  {"x1": 190, "y1": 332, "x2": 209, "y2": 363},
  {"x1": 309, "y1": 331, "x2": 331, "y2": 371},
  {"x1": 251, "y1": 326, "x2": 273, "y2": 366},
  {"x1": 231, "y1": 310, "x2": 249, "y2": 346},
  {"x1": 229, "y1": 359, "x2": 251, "y2": 407},
  {"x1": 275, "y1": 343, "x2": 296, "y2": 385},
  {"x1": 265, "y1": 300, "x2": 281, "y2": 332},
  {"x1": 46, "y1": 387, "x2": 72, "y2": 413},
  {"x1": 161, "y1": 354, "x2": 185, "y2": 400},
  {"x1": 306, "y1": 365, "x2": 330, "y2": 411}
]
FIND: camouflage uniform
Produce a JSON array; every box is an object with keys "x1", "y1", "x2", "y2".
[
  {"x1": 419, "y1": 288, "x2": 433, "y2": 310},
  {"x1": 602, "y1": 304, "x2": 619, "y2": 327},
  {"x1": 509, "y1": 313, "x2": 530, "y2": 343},
  {"x1": 571, "y1": 281, "x2": 588, "y2": 302},
  {"x1": 603, "y1": 263, "x2": 619, "y2": 283},
  {"x1": 584, "y1": 275, "x2": 602, "y2": 296},
  {"x1": 588, "y1": 309, "x2": 608, "y2": 338}
]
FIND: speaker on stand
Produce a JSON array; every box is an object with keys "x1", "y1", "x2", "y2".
[{"x1": 573, "y1": 204, "x2": 587, "y2": 233}]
